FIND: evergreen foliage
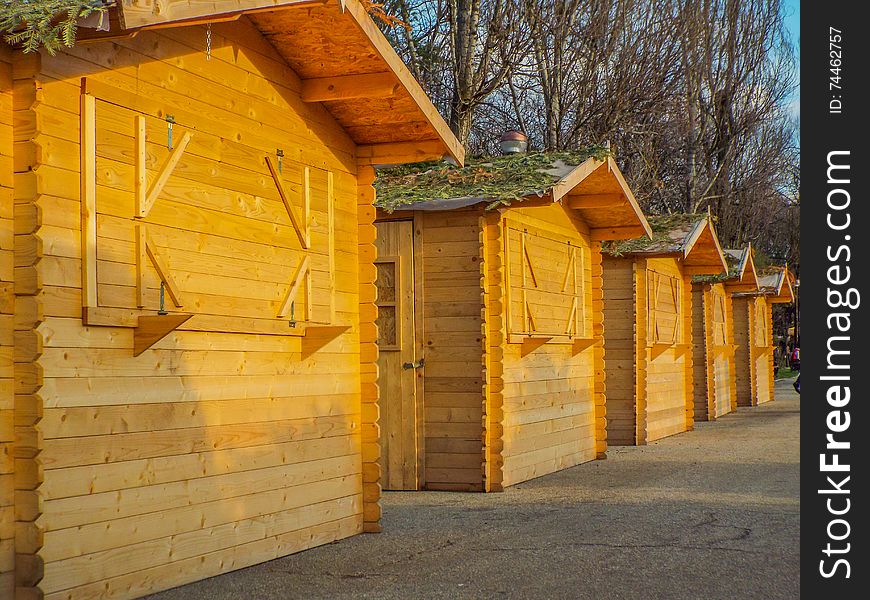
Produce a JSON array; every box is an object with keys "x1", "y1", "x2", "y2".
[{"x1": 1, "y1": 0, "x2": 109, "y2": 55}]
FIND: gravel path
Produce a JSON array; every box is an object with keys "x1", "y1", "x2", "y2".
[{"x1": 149, "y1": 380, "x2": 799, "y2": 600}]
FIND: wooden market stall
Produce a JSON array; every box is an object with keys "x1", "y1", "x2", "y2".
[
  {"x1": 689, "y1": 245, "x2": 759, "y2": 421},
  {"x1": 0, "y1": 1, "x2": 464, "y2": 597},
  {"x1": 373, "y1": 150, "x2": 651, "y2": 491},
  {"x1": 602, "y1": 214, "x2": 727, "y2": 445},
  {"x1": 721, "y1": 247, "x2": 761, "y2": 407},
  {"x1": 732, "y1": 267, "x2": 795, "y2": 406}
]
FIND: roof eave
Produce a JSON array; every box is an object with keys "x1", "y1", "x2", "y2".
[
  {"x1": 114, "y1": 0, "x2": 464, "y2": 166},
  {"x1": 558, "y1": 157, "x2": 652, "y2": 241}
]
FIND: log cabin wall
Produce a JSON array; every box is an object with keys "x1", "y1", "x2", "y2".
[
  {"x1": 750, "y1": 295, "x2": 774, "y2": 405},
  {"x1": 419, "y1": 209, "x2": 484, "y2": 491},
  {"x1": 642, "y1": 258, "x2": 692, "y2": 443},
  {"x1": 602, "y1": 256, "x2": 636, "y2": 445},
  {"x1": 708, "y1": 283, "x2": 736, "y2": 418},
  {"x1": 692, "y1": 282, "x2": 736, "y2": 420},
  {"x1": 691, "y1": 284, "x2": 711, "y2": 421},
  {"x1": 494, "y1": 203, "x2": 598, "y2": 486},
  {"x1": 0, "y1": 48, "x2": 14, "y2": 597},
  {"x1": 15, "y1": 21, "x2": 373, "y2": 597},
  {"x1": 732, "y1": 297, "x2": 752, "y2": 406}
]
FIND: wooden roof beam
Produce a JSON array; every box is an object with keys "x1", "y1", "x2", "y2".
[
  {"x1": 117, "y1": 0, "x2": 326, "y2": 30},
  {"x1": 302, "y1": 72, "x2": 400, "y2": 102},
  {"x1": 357, "y1": 140, "x2": 450, "y2": 166},
  {"x1": 590, "y1": 226, "x2": 648, "y2": 241},
  {"x1": 683, "y1": 265, "x2": 727, "y2": 276},
  {"x1": 566, "y1": 193, "x2": 626, "y2": 210}
]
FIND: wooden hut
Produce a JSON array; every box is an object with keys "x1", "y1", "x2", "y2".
[
  {"x1": 373, "y1": 151, "x2": 651, "y2": 491},
  {"x1": 0, "y1": 1, "x2": 464, "y2": 597},
  {"x1": 602, "y1": 214, "x2": 728, "y2": 445},
  {"x1": 721, "y1": 247, "x2": 761, "y2": 407},
  {"x1": 688, "y1": 245, "x2": 759, "y2": 421},
  {"x1": 732, "y1": 267, "x2": 795, "y2": 406}
]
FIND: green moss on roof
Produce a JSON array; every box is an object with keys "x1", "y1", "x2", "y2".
[
  {"x1": 374, "y1": 146, "x2": 611, "y2": 212},
  {"x1": 602, "y1": 213, "x2": 706, "y2": 257},
  {"x1": 693, "y1": 248, "x2": 745, "y2": 283}
]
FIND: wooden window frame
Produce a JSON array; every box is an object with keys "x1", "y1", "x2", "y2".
[
  {"x1": 503, "y1": 218, "x2": 587, "y2": 342},
  {"x1": 646, "y1": 270, "x2": 682, "y2": 346},
  {"x1": 374, "y1": 256, "x2": 402, "y2": 352}
]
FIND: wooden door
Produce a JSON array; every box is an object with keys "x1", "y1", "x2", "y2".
[{"x1": 374, "y1": 220, "x2": 421, "y2": 490}]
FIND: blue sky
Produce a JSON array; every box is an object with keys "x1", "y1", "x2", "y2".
[{"x1": 783, "y1": 0, "x2": 800, "y2": 119}]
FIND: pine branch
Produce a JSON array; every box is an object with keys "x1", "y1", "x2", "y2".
[{"x1": 1, "y1": 0, "x2": 109, "y2": 55}]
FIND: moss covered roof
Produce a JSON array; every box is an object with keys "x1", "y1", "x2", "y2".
[
  {"x1": 602, "y1": 213, "x2": 706, "y2": 257},
  {"x1": 692, "y1": 247, "x2": 746, "y2": 283},
  {"x1": 373, "y1": 146, "x2": 611, "y2": 211},
  {"x1": 758, "y1": 268, "x2": 786, "y2": 293}
]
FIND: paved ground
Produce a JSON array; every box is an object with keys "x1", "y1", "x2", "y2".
[{"x1": 150, "y1": 380, "x2": 799, "y2": 600}]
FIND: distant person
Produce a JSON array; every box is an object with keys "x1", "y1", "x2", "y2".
[
  {"x1": 790, "y1": 346, "x2": 800, "y2": 371},
  {"x1": 773, "y1": 347, "x2": 780, "y2": 377}
]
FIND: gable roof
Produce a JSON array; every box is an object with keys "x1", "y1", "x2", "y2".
[
  {"x1": 73, "y1": 0, "x2": 463, "y2": 165},
  {"x1": 760, "y1": 267, "x2": 796, "y2": 303},
  {"x1": 720, "y1": 245, "x2": 759, "y2": 291},
  {"x1": 603, "y1": 213, "x2": 728, "y2": 276},
  {"x1": 734, "y1": 266, "x2": 795, "y2": 303},
  {"x1": 374, "y1": 150, "x2": 651, "y2": 241}
]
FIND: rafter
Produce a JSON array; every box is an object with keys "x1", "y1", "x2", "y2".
[
  {"x1": 302, "y1": 72, "x2": 399, "y2": 103},
  {"x1": 566, "y1": 193, "x2": 626, "y2": 210}
]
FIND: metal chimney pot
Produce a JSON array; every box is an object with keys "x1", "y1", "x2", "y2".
[{"x1": 499, "y1": 130, "x2": 528, "y2": 154}]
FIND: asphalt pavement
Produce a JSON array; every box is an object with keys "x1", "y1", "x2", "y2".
[{"x1": 148, "y1": 379, "x2": 800, "y2": 600}]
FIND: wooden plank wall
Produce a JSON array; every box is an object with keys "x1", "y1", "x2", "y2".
[
  {"x1": 602, "y1": 256, "x2": 636, "y2": 445},
  {"x1": 0, "y1": 47, "x2": 14, "y2": 598},
  {"x1": 643, "y1": 259, "x2": 690, "y2": 442},
  {"x1": 25, "y1": 22, "x2": 367, "y2": 598},
  {"x1": 732, "y1": 297, "x2": 752, "y2": 406},
  {"x1": 691, "y1": 284, "x2": 710, "y2": 420},
  {"x1": 692, "y1": 283, "x2": 736, "y2": 420},
  {"x1": 497, "y1": 204, "x2": 597, "y2": 486},
  {"x1": 709, "y1": 283, "x2": 736, "y2": 418},
  {"x1": 482, "y1": 212, "x2": 505, "y2": 492},
  {"x1": 750, "y1": 296, "x2": 774, "y2": 405},
  {"x1": 357, "y1": 167, "x2": 381, "y2": 530},
  {"x1": 12, "y1": 50, "x2": 45, "y2": 597},
  {"x1": 420, "y1": 209, "x2": 484, "y2": 491}
]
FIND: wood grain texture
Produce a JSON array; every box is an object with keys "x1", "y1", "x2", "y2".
[
  {"x1": 17, "y1": 21, "x2": 379, "y2": 597},
  {"x1": 0, "y1": 53, "x2": 16, "y2": 599},
  {"x1": 419, "y1": 210, "x2": 483, "y2": 491},
  {"x1": 497, "y1": 203, "x2": 597, "y2": 485},
  {"x1": 604, "y1": 256, "x2": 691, "y2": 445}
]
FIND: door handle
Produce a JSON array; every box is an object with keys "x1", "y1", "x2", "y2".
[{"x1": 402, "y1": 357, "x2": 425, "y2": 370}]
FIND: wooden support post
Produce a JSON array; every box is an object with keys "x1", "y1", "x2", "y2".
[
  {"x1": 327, "y1": 171, "x2": 335, "y2": 324},
  {"x1": 135, "y1": 223, "x2": 147, "y2": 308},
  {"x1": 134, "y1": 115, "x2": 147, "y2": 218},
  {"x1": 80, "y1": 93, "x2": 97, "y2": 309},
  {"x1": 302, "y1": 166, "x2": 311, "y2": 248}
]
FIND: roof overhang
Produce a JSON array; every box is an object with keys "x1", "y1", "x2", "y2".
[
  {"x1": 733, "y1": 267, "x2": 795, "y2": 303},
  {"x1": 724, "y1": 244, "x2": 760, "y2": 292},
  {"x1": 87, "y1": 0, "x2": 464, "y2": 166},
  {"x1": 678, "y1": 215, "x2": 728, "y2": 276},
  {"x1": 769, "y1": 268, "x2": 796, "y2": 303},
  {"x1": 556, "y1": 157, "x2": 652, "y2": 241}
]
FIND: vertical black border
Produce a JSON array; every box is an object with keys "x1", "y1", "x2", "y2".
[{"x1": 801, "y1": 2, "x2": 868, "y2": 595}]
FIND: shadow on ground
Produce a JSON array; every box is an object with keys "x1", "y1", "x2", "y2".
[{"x1": 148, "y1": 380, "x2": 800, "y2": 600}]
